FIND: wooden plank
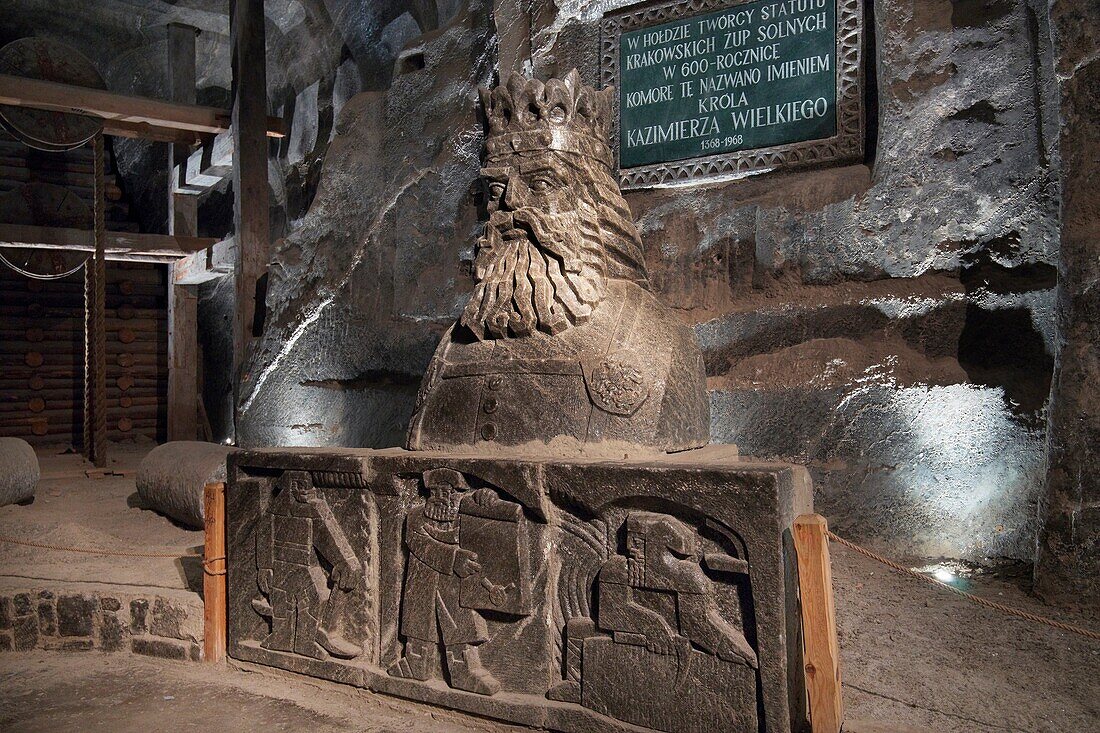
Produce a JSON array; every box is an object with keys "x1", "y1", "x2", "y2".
[
  {"x1": 0, "y1": 224, "x2": 215, "y2": 261},
  {"x1": 794, "y1": 514, "x2": 844, "y2": 733},
  {"x1": 0, "y1": 74, "x2": 285, "y2": 139},
  {"x1": 231, "y1": 0, "x2": 270, "y2": 406},
  {"x1": 203, "y1": 481, "x2": 227, "y2": 663},
  {"x1": 173, "y1": 236, "x2": 235, "y2": 285},
  {"x1": 101, "y1": 119, "x2": 208, "y2": 145}
]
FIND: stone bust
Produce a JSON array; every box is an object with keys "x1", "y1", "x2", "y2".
[{"x1": 407, "y1": 70, "x2": 709, "y2": 453}]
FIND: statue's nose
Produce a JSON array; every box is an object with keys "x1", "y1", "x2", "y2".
[{"x1": 502, "y1": 175, "x2": 529, "y2": 210}]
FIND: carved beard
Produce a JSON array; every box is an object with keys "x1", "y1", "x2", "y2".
[
  {"x1": 425, "y1": 491, "x2": 460, "y2": 522},
  {"x1": 460, "y1": 202, "x2": 607, "y2": 339}
]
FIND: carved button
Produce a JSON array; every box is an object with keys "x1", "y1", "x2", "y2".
[
  {"x1": 483, "y1": 396, "x2": 498, "y2": 414},
  {"x1": 487, "y1": 375, "x2": 503, "y2": 390},
  {"x1": 481, "y1": 423, "x2": 496, "y2": 441}
]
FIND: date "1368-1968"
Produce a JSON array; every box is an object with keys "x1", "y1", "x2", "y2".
[{"x1": 701, "y1": 135, "x2": 744, "y2": 151}]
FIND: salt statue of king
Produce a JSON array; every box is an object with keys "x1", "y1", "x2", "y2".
[{"x1": 407, "y1": 70, "x2": 709, "y2": 453}]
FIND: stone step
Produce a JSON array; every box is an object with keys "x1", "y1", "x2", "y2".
[{"x1": 0, "y1": 581, "x2": 203, "y2": 660}]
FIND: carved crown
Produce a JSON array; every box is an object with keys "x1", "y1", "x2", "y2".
[{"x1": 480, "y1": 70, "x2": 616, "y2": 168}]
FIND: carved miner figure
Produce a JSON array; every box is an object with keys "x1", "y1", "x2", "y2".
[
  {"x1": 253, "y1": 471, "x2": 362, "y2": 660},
  {"x1": 389, "y1": 468, "x2": 532, "y2": 695},
  {"x1": 597, "y1": 512, "x2": 757, "y2": 668},
  {"x1": 407, "y1": 70, "x2": 709, "y2": 453}
]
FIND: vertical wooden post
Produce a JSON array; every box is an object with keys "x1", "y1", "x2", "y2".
[
  {"x1": 167, "y1": 283, "x2": 199, "y2": 440},
  {"x1": 167, "y1": 23, "x2": 201, "y2": 442},
  {"x1": 83, "y1": 132, "x2": 107, "y2": 467},
  {"x1": 203, "y1": 481, "x2": 227, "y2": 663},
  {"x1": 794, "y1": 514, "x2": 843, "y2": 733},
  {"x1": 230, "y1": 0, "x2": 270, "y2": 427}
]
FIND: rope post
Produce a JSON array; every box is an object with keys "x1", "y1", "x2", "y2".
[
  {"x1": 794, "y1": 514, "x2": 843, "y2": 733},
  {"x1": 203, "y1": 481, "x2": 227, "y2": 663}
]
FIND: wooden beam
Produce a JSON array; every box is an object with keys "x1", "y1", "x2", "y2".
[
  {"x1": 101, "y1": 119, "x2": 207, "y2": 145},
  {"x1": 167, "y1": 23, "x2": 201, "y2": 443},
  {"x1": 0, "y1": 224, "x2": 215, "y2": 262},
  {"x1": 231, "y1": 0, "x2": 270, "y2": 421},
  {"x1": 794, "y1": 514, "x2": 844, "y2": 733},
  {"x1": 0, "y1": 74, "x2": 285, "y2": 139},
  {"x1": 174, "y1": 131, "x2": 234, "y2": 194},
  {"x1": 203, "y1": 481, "x2": 227, "y2": 663},
  {"x1": 168, "y1": 284, "x2": 199, "y2": 441},
  {"x1": 173, "y1": 236, "x2": 235, "y2": 285}
]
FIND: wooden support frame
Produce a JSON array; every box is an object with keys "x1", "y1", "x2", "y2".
[
  {"x1": 0, "y1": 224, "x2": 216, "y2": 263},
  {"x1": 794, "y1": 514, "x2": 844, "y2": 733},
  {"x1": 174, "y1": 131, "x2": 234, "y2": 195},
  {"x1": 0, "y1": 73, "x2": 285, "y2": 140},
  {"x1": 173, "y1": 236, "x2": 236, "y2": 285},
  {"x1": 203, "y1": 481, "x2": 227, "y2": 663}
]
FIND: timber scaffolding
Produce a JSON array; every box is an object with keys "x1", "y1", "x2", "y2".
[{"x1": 0, "y1": 0, "x2": 280, "y2": 458}]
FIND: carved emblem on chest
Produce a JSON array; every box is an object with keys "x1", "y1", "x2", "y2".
[{"x1": 583, "y1": 351, "x2": 651, "y2": 416}]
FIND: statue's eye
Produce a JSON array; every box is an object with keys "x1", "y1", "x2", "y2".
[
  {"x1": 529, "y1": 176, "x2": 555, "y2": 192},
  {"x1": 488, "y1": 182, "x2": 505, "y2": 198}
]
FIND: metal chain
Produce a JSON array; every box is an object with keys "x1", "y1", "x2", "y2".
[{"x1": 827, "y1": 530, "x2": 1100, "y2": 642}]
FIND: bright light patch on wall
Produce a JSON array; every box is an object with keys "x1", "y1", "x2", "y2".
[{"x1": 911, "y1": 561, "x2": 971, "y2": 586}]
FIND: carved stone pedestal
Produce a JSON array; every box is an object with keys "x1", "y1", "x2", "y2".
[{"x1": 226, "y1": 446, "x2": 811, "y2": 733}]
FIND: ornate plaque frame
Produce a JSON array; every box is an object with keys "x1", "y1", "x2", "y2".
[{"x1": 601, "y1": 0, "x2": 865, "y2": 189}]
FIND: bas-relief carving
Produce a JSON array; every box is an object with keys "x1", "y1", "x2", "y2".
[
  {"x1": 229, "y1": 452, "x2": 808, "y2": 732},
  {"x1": 388, "y1": 468, "x2": 532, "y2": 695},
  {"x1": 548, "y1": 512, "x2": 760, "y2": 732},
  {"x1": 252, "y1": 471, "x2": 363, "y2": 660}
]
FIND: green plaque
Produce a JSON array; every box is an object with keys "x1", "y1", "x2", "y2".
[{"x1": 602, "y1": 0, "x2": 864, "y2": 188}]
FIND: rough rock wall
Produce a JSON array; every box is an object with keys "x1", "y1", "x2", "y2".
[
  {"x1": 513, "y1": 0, "x2": 1061, "y2": 564},
  {"x1": 241, "y1": 0, "x2": 1062, "y2": 565},
  {"x1": 237, "y1": 1, "x2": 494, "y2": 448},
  {"x1": 1035, "y1": 2, "x2": 1099, "y2": 604}
]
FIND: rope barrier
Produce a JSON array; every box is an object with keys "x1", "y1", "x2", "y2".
[
  {"x1": 3, "y1": 529, "x2": 1095, "y2": 641},
  {"x1": 0, "y1": 536, "x2": 198, "y2": 559},
  {"x1": 827, "y1": 530, "x2": 1100, "y2": 642},
  {"x1": 202, "y1": 555, "x2": 227, "y2": 577}
]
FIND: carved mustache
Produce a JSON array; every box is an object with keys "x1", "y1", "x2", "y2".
[
  {"x1": 481, "y1": 208, "x2": 583, "y2": 274},
  {"x1": 462, "y1": 203, "x2": 604, "y2": 339}
]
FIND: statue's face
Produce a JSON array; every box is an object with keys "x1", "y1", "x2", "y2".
[
  {"x1": 461, "y1": 150, "x2": 607, "y2": 340},
  {"x1": 290, "y1": 478, "x2": 315, "y2": 503},
  {"x1": 482, "y1": 152, "x2": 574, "y2": 221},
  {"x1": 425, "y1": 485, "x2": 461, "y2": 522}
]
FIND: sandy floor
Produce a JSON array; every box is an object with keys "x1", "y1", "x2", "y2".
[
  {"x1": 835, "y1": 543, "x2": 1099, "y2": 732},
  {"x1": 0, "y1": 444, "x2": 1097, "y2": 732},
  {"x1": 0, "y1": 442, "x2": 203, "y2": 594},
  {"x1": 0, "y1": 651, "x2": 508, "y2": 733}
]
